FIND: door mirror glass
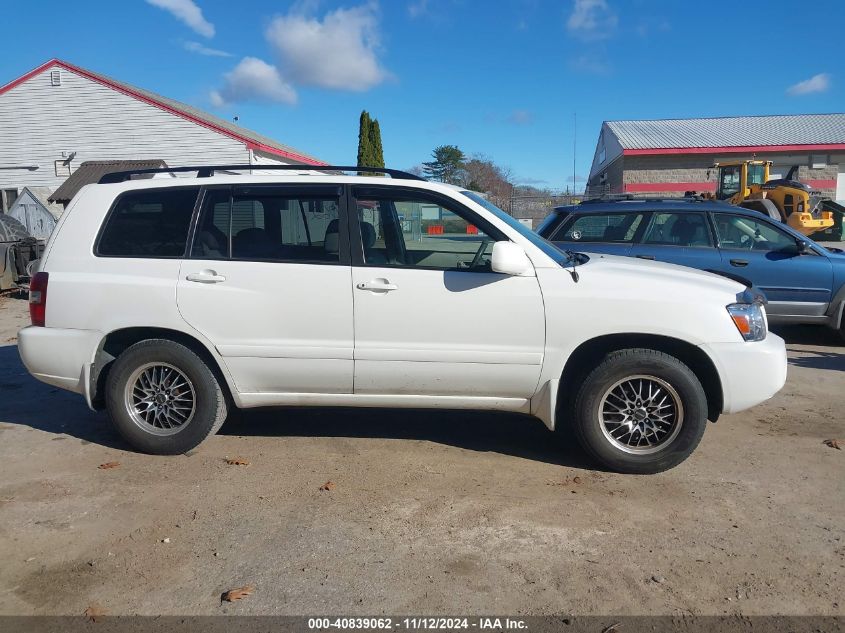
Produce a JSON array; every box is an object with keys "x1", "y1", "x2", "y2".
[{"x1": 491, "y1": 241, "x2": 531, "y2": 275}]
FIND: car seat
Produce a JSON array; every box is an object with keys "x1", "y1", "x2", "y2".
[
  {"x1": 324, "y1": 219, "x2": 340, "y2": 259},
  {"x1": 360, "y1": 222, "x2": 388, "y2": 264}
]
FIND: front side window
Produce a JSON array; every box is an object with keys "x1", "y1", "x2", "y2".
[
  {"x1": 192, "y1": 186, "x2": 341, "y2": 263},
  {"x1": 713, "y1": 213, "x2": 798, "y2": 252},
  {"x1": 353, "y1": 189, "x2": 501, "y2": 270},
  {"x1": 641, "y1": 212, "x2": 712, "y2": 247},
  {"x1": 559, "y1": 213, "x2": 643, "y2": 243},
  {"x1": 97, "y1": 187, "x2": 199, "y2": 257},
  {"x1": 717, "y1": 165, "x2": 742, "y2": 200}
]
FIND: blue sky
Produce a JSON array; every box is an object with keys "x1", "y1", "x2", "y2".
[{"x1": 2, "y1": 0, "x2": 843, "y2": 189}]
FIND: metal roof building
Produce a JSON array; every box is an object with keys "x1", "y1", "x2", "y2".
[{"x1": 588, "y1": 114, "x2": 845, "y2": 201}]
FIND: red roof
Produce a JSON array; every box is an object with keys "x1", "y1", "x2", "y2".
[{"x1": 0, "y1": 59, "x2": 326, "y2": 166}]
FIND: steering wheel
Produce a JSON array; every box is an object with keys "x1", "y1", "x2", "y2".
[{"x1": 469, "y1": 239, "x2": 492, "y2": 269}]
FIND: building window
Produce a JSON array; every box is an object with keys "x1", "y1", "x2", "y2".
[
  {"x1": 50, "y1": 70, "x2": 61, "y2": 86},
  {"x1": 811, "y1": 155, "x2": 827, "y2": 169},
  {"x1": 2, "y1": 189, "x2": 19, "y2": 212},
  {"x1": 54, "y1": 160, "x2": 72, "y2": 177}
]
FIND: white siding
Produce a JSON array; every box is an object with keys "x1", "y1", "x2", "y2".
[
  {"x1": 0, "y1": 65, "x2": 252, "y2": 190},
  {"x1": 250, "y1": 149, "x2": 319, "y2": 175}
]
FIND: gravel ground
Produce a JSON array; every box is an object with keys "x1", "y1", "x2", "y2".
[{"x1": 0, "y1": 295, "x2": 842, "y2": 616}]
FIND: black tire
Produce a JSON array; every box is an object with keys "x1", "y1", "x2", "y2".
[
  {"x1": 571, "y1": 348, "x2": 708, "y2": 474},
  {"x1": 105, "y1": 339, "x2": 228, "y2": 455}
]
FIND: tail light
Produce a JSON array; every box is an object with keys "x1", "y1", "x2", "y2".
[{"x1": 29, "y1": 272, "x2": 49, "y2": 327}]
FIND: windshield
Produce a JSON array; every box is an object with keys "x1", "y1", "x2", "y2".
[
  {"x1": 459, "y1": 190, "x2": 573, "y2": 265},
  {"x1": 747, "y1": 163, "x2": 766, "y2": 185}
]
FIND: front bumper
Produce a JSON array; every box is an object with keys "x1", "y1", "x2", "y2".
[
  {"x1": 700, "y1": 333, "x2": 787, "y2": 415},
  {"x1": 18, "y1": 326, "x2": 102, "y2": 399}
]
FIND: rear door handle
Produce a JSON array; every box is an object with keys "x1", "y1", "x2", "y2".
[
  {"x1": 635, "y1": 254, "x2": 655, "y2": 260},
  {"x1": 730, "y1": 259, "x2": 749, "y2": 267},
  {"x1": 356, "y1": 280, "x2": 398, "y2": 292},
  {"x1": 186, "y1": 269, "x2": 226, "y2": 284}
]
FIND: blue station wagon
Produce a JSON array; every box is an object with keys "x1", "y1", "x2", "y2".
[{"x1": 537, "y1": 197, "x2": 845, "y2": 338}]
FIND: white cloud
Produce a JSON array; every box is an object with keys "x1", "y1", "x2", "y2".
[
  {"x1": 184, "y1": 41, "x2": 232, "y2": 57},
  {"x1": 787, "y1": 73, "x2": 831, "y2": 96},
  {"x1": 507, "y1": 109, "x2": 534, "y2": 126},
  {"x1": 408, "y1": 0, "x2": 429, "y2": 18},
  {"x1": 566, "y1": 0, "x2": 617, "y2": 40},
  {"x1": 265, "y1": 2, "x2": 390, "y2": 91},
  {"x1": 210, "y1": 57, "x2": 297, "y2": 107},
  {"x1": 146, "y1": 0, "x2": 215, "y2": 38}
]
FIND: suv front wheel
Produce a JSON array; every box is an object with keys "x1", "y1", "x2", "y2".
[
  {"x1": 572, "y1": 349, "x2": 708, "y2": 474},
  {"x1": 105, "y1": 339, "x2": 228, "y2": 454}
]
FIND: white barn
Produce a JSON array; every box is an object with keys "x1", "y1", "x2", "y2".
[{"x1": 0, "y1": 59, "x2": 325, "y2": 208}]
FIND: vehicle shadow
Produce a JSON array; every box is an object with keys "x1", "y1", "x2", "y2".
[
  {"x1": 770, "y1": 324, "x2": 842, "y2": 347},
  {"x1": 220, "y1": 406, "x2": 596, "y2": 470},
  {"x1": 786, "y1": 350, "x2": 845, "y2": 372},
  {"x1": 0, "y1": 344, "x2": 597, "y2": 470}
]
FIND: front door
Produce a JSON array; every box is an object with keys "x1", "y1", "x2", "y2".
[
  {"x1": 177, "y1": 184, "x2": 354, "y2": 394},
  {"x1": 711, "y1": 212, "x2": 833, "y2": 317},
  {"x1": 349, "y1": 186, "x2": 545, "y2": 398}
]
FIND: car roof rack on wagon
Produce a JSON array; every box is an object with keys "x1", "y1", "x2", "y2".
[{"x1": 97, "y1": 164, "x2": 426, "y2": 184}]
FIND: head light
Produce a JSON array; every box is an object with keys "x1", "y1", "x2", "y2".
[{"x1": 726, "y1": 303, "x2": 767, "y2": 342}]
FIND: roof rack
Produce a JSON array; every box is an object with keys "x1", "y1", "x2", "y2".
[
  {"x1": 581, "y1": 193, "x2": 709, "y2": 204},
  {"x1": 97, "y1": 164, "x2": 426, "y2": 184}
]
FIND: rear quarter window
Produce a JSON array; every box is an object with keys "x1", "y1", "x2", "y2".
[{"x1": 97, "y1": 187, "x2": 199, "y2": 257}]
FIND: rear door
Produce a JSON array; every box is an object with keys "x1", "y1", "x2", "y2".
[
  {"x1": 550, "y1": 211, "x2": 645, "y2": 256},
  {"x1": 711, "y1": 212, "x2": 834, "y2": 317},
  {"x1": 176, "y1": 184, "x2": 354, "y2": 394},
  {"x1": 628, "y1": 211, "x2": 721, "y2": 270}
]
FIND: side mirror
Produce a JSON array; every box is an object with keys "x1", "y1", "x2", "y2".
[
  {"x1": 797, "y1": 240, "x2": 812, "y2": 255},
  {"x1": 491, "y1": 241, "x2": 532, "y2": 276}
]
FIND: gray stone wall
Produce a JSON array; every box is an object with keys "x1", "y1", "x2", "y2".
[{"x1": 616, "y1": 152, "x2": 842, "y2": 198}]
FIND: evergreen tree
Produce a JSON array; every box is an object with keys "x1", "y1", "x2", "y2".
[
  {"x1": 422, "y1": 145, "x2": 466, "y2": 184},
  {"x1": 369, "y1": 119, "x2": 385, "y2": 169},
  {"x1": 357, "y1": 111, "x2": 373, "y2": 168}
]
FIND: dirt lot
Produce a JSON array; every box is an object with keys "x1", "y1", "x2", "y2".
[{"x1": 0, "y1": 295, "x2": 842, "y2": 617}]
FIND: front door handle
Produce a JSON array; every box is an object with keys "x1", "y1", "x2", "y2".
[
  {"x1": 186, "y1": 269, "x2": 226, "y2": 284},
  {"x1": 636, "y1": 254, "x2": 655, "y2": 260},
  {"x1": 356, "y1": 279, "x2": 398, "y2": 292},
  {"x1": 730, "y1": 259, "x2": 749, "y2": 267}
]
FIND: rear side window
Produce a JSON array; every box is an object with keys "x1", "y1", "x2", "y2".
[
  {"x1": 97, "y1": 188, "x2": 199, "y2": 257},
  {"x1": 559, "y1": 213, "x2": 643, "y2": 243},
  {"x1": 191, "y1": 186, "x2": 342, "y2": 263},
  {"x1": 641, "y1": 212, "x2": 712, "y2": 247}
]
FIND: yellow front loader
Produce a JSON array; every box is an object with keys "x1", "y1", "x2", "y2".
[
  {"x1": 710, "y1": 160, "x2": 834, "y2": 236},
  {"x1": 713, "y1": 160, "x2": 838, "y2": 235}
]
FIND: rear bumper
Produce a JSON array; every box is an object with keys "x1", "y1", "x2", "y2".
[
  {"x1": 700, "y1": 333, "x2": 787, "y2": 415},
  {"x1": 18, "y1": 326, "x2": 102, "y2": 400}
]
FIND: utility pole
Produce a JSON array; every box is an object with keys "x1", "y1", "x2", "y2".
[{"x1": 573, "y1": 112, "x2": 577, "y2": 198}]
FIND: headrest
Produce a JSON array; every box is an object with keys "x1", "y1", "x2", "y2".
[{"x1": 360, "y1": 221, "x2": 376, "y2": 249}]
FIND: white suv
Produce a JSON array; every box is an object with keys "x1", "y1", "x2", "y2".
[{"x1": 19, "y1": 165, "x2": 787, "y2": 473}]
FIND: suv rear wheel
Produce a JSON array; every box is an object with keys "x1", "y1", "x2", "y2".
[
  {"x1": 571, "y1": 348, "x2": 708, "y2": 474},
  {"x1": 105, "y1": 339, "x2": 228, "y2": 454}
]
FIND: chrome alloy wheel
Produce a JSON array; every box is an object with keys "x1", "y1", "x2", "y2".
[
  {"x1": 124, "y1": 362, "x2": 196, "y2": 436},
  {"x1": 598, "y1": 375, "x2": 684, "y2": 454}
]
